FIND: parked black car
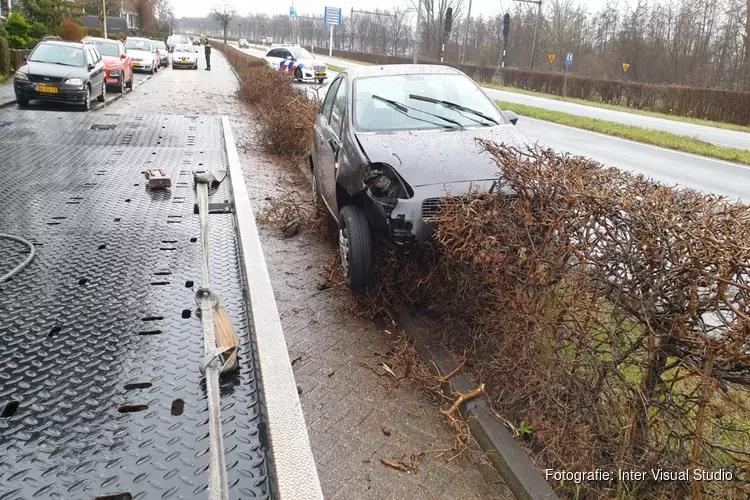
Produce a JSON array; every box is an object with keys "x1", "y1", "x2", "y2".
[
  {"x1": 309, "y1": 64, "x2": 525, "y2": 290},
  {"x1": 13, "y1": 40, "x2": 107, "y2": 111}
]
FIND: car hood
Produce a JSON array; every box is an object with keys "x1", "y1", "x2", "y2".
[
  {"x1": 20, "y1": 61, "x2": 84, "y2": 79},
  {"x1": 102, "y1": 55, "x2": 122, "y2": 67},
  {"x1": 174, "y1": 52, "x2": 197, "y2": 58},
  {"x1": 128, "y1": 49, "x2": 152, "y2": 59},
  {"x1": 354, "y1": 126, "x2": 531, "y2": 188}
]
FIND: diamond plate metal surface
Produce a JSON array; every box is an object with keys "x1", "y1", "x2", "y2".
[{"x1": 0, "y1": 110, "x2": 271, "y2": 500}]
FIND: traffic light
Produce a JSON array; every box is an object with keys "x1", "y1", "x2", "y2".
[
  {"x1": 444, "y1": 7, "x2": 453, "y2": 36},
  {"x1": 503, "y1": 13, "x2": 510, "y2": 41}
]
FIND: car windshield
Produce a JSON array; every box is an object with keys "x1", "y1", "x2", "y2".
[
  {"x1": 168, "y1": 36, "x2": 181, "y2": 43},
  {"x1": 156, "y1": 42, "x2": 166, "y2": 49},
  {"x1": 90, "y1": 41, "x2": 118, "y2": 57},
  {"x1": 175, "y1": 45, "x2": 195, "y2": 53},
  {"x1": 125, "y1": 39, "x2": 150, "y2": 51},
  {"x1": 29, "y1": 44, "x2": 84, "y2": 67},
  {"x1": 289, "y1": 48, "x2": 313, "y2": 60},
  {"x1": 353, "y1": 73, "x2": 508, "y2": 132}
]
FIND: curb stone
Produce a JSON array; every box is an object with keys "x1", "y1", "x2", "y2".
[{"x1": 397, "y1": 311, "x2": 560, "y2": 500}]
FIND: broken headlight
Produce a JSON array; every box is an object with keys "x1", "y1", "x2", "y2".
[{"x1": 366, "y1": 163, "x2": 413, "y2": 200}]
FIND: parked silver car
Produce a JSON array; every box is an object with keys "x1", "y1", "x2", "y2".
[
  {"x1": 171, "y1": 44, "x2": 198, "y2": 69},
  {"x1": 154, "y1": 40, "x2": 169, "y2": 67}
]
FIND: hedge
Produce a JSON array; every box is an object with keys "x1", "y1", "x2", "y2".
[
  {"x1": 502, "y1": 68, "x2": 750, "y2": 126},
  {"x1": 0, "y1": 37, "x2": 10, "y2": 76}
]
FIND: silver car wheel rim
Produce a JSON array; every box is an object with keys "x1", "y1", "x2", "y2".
[{"x1": 339, "y1": 227, "x2": 350, "y2": 277}]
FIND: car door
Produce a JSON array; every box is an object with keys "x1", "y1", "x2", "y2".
[
  {"x1": 119, "y1": 41, "x2": 132, "y2": 81},
  {"x1": 314, "y1": 76, "x2": 345, "y2": 216},
  {"x1": 87, "y1": 47, "x2": 104, "y2": 93},
  {"x1": 265, "y1": 48, "x2": 283, "y2": 70}
]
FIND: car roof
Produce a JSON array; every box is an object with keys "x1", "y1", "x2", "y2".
[
  {"x1": 83, "y1": 37, "x2": 117, "y2": 44},
  {"x1": 126, "y1": 37, "x2": 151, "y2": 42},
  {"x1": 37, "y1": 40, "x2": 87, "y2": 49},
  {"x1": 343, "y1": 64, "x2": 465, "y2": 79}
]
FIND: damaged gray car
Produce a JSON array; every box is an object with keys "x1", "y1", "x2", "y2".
[{"x1": 309, "y1": 64, "x2": 528, "y2": 291}]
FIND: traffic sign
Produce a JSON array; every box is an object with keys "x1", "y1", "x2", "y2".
[
  {"x1": 565, "y1": 52, "x2": 573, "y2": 67},
  {"x1": 548, "y1": 54, "x2": 556, "y2": 64},
  {"x1": 622, "y1": 62, "x2": 630, "y2": 72},
  {"x1": 324, "y1": 6, "x2": 342, "y2": 25},
  {"x1": 289, "y1": 7, "x2": 297, "y2": 17}
]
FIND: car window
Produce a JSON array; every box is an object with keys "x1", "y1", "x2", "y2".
[
  {"x1": 29, "y1": 44, "x2": 84, "y2": 67},
  {"x1": 175, "y1": 44, "x2": 195, "y2": 53},
  {"x1": 353, "y1": 73, "x2": 508, "y2": 132},
  {"x1": 289, "y1": 48, "x2": 313, "y2": 60},
  {"x1": 91, "y1": 40, "x2": 118, "y2": 57},
  {"x1": 125, "y1": 39, "x2": 150, "y2": 51},
  {"x1": 329, "y1": 78, "x2": 347, "y2": 136},
  {"x1": 86, "y1": 47, "x2": 96, "y2": 65},
  {"x1": 266, "y1": 48, "x2": 280, "y2": 58},
  {"x1": 321, "y1": 78, "x2": 342, "y2": 123}
]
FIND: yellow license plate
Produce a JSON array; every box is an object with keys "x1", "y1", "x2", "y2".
[
  {"x1": 36, "y1": 85, "x2": 58, "y2": 94},
  {"x1": 181, "y1": 60, "x2": 190, "y2": 64},
  {"x1": 133, "y1": 62, "x2": 141, "y2": 67},
  {"x1": 316, "y1": 71, "x2": 325, "y2": 75}
]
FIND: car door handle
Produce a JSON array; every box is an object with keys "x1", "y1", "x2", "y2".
[{"x1": 328, "y1": 138, "x2": 338, "y2": 152}]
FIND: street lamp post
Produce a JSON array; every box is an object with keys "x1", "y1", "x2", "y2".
[
  {"x1": 460, "y1": 0, "x2": 472, "y2": 64},
  {"x1": 102, "y1": 0, "x2": 108, "y2": 38},
  {"x1": 515, "y1": 0, "x2": 542, "y2": 70},
  {"x1": 239, "y1": 23, "x2": 242, "y2": 39},
  {"x1": 413, "y1": 0, "x2": 421, "y2": 63}
]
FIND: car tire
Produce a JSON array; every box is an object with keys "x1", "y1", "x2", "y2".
[
  {"x1": 118, "y1": 75, "x2": 125, "y2": 93},
  {"x1": 81, "y1": 85, "x2": 91, "y2": 111},
  {"x1": 126, "y1": 74, "x2": 133, "y2": 89},
  {"x1": 17, "y1": 97, "x2": 29, "y2": 106},
  {"x1": 338, "y1": 205, "x2": 373, "y2": 291},
  {"x1": 97, "y1": 81, "x2": 106, "y2": 102},
  {"x1": 318, "y1": 78, "x2": 325, "y2": 84},
  {"x1": 311, "y1": 163, "x2": 324, "y2": 214},
  {"x1": 294, "y1": 68, "x2": 302, "y2": 82}
]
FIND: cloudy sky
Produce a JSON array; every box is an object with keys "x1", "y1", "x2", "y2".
[{"x1": 173, "y1": 0, "x2": 614, "y2": 21}]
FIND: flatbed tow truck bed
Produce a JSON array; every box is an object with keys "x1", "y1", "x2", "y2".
[{"x1": 0, "y1": 110, "x2": 322, "y2": 500}]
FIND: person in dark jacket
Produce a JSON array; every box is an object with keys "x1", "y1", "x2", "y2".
[{"x1": 204, "y1": 40, "x2": 211, "y2": 71}]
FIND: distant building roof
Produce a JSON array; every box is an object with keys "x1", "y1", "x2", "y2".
[{"x1": 79, "y1": 16, "x2": 130, "y2": 33}]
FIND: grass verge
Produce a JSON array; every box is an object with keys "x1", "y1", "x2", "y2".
[
  {"x1": 487, "y1": 82, "x2": 750, "y2": 134},
  {"x1": 496, "y1": 99, "x2": 750, "y2": 165},
  {"x1": 326, "y1": 63, "x2": 345, "y2": 73}
]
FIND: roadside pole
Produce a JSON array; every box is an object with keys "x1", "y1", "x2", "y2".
[
  {"x1": 563, "y1": 51, "x2": 573, "y2": 99},
  {"x1": 439, "y1": 7, "x2": 452, "y2": 63},
  {"x1": 514, "y1": 0, "x2": 541, "y2": 70},
  {"x1": 324, "y1": 6, "x2": 342, "y2": 57},
  {"x1": 496, "y1": 13, "x2": 510, "y2": 83},
  {"x1": 102, "y1": 0, "x2": 108, "y2": 38},
  {"x1": 413, "y1": 0, "x2": 421, "y2": 63},
  {"x1": 460, "y1": 0, "x2": 472, "y2": 64}
]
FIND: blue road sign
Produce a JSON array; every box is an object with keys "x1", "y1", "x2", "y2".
[
  {"x1": 324, "y1": 6, "x2": 342, "y2": 25},
  {"x1": 565, "y1": 52, "x2": 573, "y2": 67},
  {"x1": 289, "y1": 7, "x2": 297, "y2": 17}
]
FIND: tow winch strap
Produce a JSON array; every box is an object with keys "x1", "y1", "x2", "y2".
[{"x1": 195, "y1": 179, "x2": 230, "y2": 500}]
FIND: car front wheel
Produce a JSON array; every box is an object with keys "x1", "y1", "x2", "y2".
[
  {"x1": 97, "y1": 81, "x2": 106, "y2": 102},
  {"x1": 81, "y1": 86, "x2": 91, "y2": 111},
  {"x1": 338, "y1": 205, "x2": 373, "y2": 291}
]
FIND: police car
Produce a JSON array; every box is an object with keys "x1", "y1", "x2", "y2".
[{"x1": 264, "y1": 44, "x2": 327, "y2": 84}]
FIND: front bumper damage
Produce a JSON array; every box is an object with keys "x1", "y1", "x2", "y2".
[{"x1": 364, "y1": 180, "x2": 514, "y2": 245}]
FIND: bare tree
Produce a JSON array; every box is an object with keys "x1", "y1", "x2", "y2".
[{"x1": 211, "y1": 3, "x2": 237, "y2": 44}]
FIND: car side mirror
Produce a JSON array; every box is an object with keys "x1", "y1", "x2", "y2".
[
  {"x1": 23, "y1": 55, "x2": 28, "y2": 62},
  {"x1": 121, "y1": 53, "x2": 127, "y2": 59},
  {"x1": 88, "y1": 63, "x2": 95, "y2": 70},
  {"x1": 504, "y1": 110, "x2": 519, "y2": 125}
]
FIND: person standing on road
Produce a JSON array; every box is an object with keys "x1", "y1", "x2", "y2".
[{"x1": 204, "y1": 40, "x2": 211, "y2": 71}]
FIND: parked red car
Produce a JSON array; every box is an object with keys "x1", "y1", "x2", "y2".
[{"x1": 83, "y1": 37, "x2": 133, "y2": 93}]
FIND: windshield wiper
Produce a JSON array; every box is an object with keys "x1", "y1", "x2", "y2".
[
  {"x1": 372, "y1": 94, "x2": 464, "y2": 129},
  {"x1": 30, "y1": 61, "x2": 79, "y2": 67},
  {"x1": 408, "y1": 94, "x2": 499, "y2": 125}
]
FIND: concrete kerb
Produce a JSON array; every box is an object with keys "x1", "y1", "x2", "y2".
[
  {"x1": 221, "y1": 115, "x2": 324, "y2": 500},
  {"x1": 397, "y1": 311, "x2": 560, "y2": 500}
]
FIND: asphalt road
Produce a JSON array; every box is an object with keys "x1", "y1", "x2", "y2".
[
  {"x1": 2, "y1": 63, "x2": 169, "y2": 112},
  {"x1": 232, "y1": 43, "x2": 750, "y2": 201}
]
